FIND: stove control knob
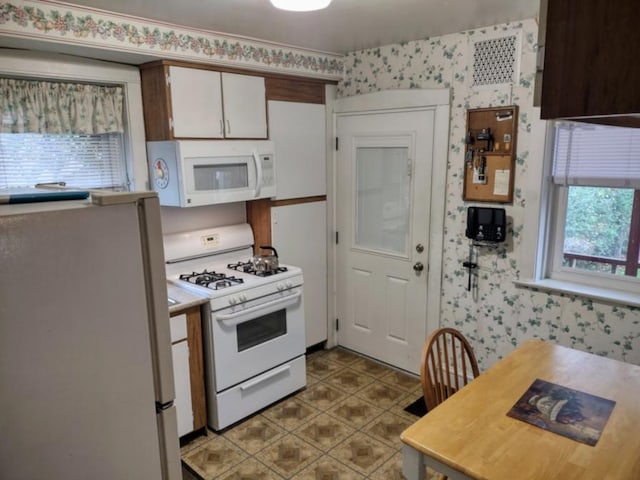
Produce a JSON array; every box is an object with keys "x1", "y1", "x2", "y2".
[
  {"x1": 285, "y1": 280, "x2": 294, "y2": 288},
  {"x1": 239, "y1": 294, "x2": 248, "y2": 302},
  {"x1": 276, "y1": 283, "x2": 284, "y2": 291},
  {"x1": 228, "y1": 297, "x2": 238, "y2": 305}
]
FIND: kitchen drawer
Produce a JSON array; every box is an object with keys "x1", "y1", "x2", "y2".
[
  {"x1": 212, "y1": 355, "x2": 306, "y2": 430},
  {"x1": 169, "y1": 313, "x2": 187, "y2": 343}
]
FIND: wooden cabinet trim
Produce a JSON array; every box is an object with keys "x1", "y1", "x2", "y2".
[
  {"x1": 246, "y1": 196, "x2": 327, "y2": 253},
  {"x1": 171, "y1": 305, "x2": 207, "y2": 432},
  {"x1": 141, "y1": 59, "x2": 334, "y2": 103},
  {"x1": 185, "y1": 306, "x2": 207, "y2": 431},
  {"x1": 246, "y1": 198, "x2": 273, "y2": 253},
  {"x1": 140, "y1": 64, "x2": 173, "y2": 141},
  {"x1": 271, "y1": 195, "x2": 327, "y2": 208},
  {"x1": 265, "y1": 77, "x2": 325, "y2": 104},
  {"x1": 540, "y1": 0, "x2": 640, "y2": 119}
]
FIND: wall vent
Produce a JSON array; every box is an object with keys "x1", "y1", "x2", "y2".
[{"x1": 472, "y1": 33, "x2": 520, "y2": 87}]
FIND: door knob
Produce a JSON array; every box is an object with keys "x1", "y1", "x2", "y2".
[
  {"x1": 413, "y1": 262, "x2": 424, "y2": 272},
  {"x1": 416, "y1": 243, "x2": 424, "y2": 253}
]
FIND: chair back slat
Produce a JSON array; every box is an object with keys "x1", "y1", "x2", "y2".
[
  {"x1": 451, "y1": 337, "x2": 460, "y2": 392},
  {"x1": 420, "y1": 327, "x2": 479, "y2": 410}
]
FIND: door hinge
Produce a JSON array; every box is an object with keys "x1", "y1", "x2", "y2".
[
  {"x1": 335, "y1": 231, "x2": 339, "y2": 244},
  {"x1": 165, "y1": 73, "x2": 171, "y2": 86},
  {"x1": 335, "y1": 318, "x2": 339, "y2": 331},
  {"x1": 169, "y1": 117, "x2": 174, "y2": 132},
  {"x1": 335, "y1": 137, "x2": 339, "y2": 151}
]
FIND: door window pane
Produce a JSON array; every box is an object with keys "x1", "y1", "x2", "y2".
[{"x1": 355, "y1": 146, "x2": 410, "y2": 255}]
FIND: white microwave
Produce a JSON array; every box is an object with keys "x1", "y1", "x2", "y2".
[{"x1": 147, "y1": 140, "x2": 276, "y2": 207}]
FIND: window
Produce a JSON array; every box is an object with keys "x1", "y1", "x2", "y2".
[
  {"x1": 0, "y1": 132, "x2": 126, "y2": 190},
  {"x1": 545, "y1": 121, "x2": 640, "y2": 292},
  {"x1": 0, "y1": 77, "x2": 129, "y2": 191},
  {"x1": 0, "y1": 50, "x2": 147, "y2": 192}
]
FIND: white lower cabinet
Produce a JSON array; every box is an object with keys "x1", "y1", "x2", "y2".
[
  {"x1": 271, "y1": 201, "x2": 327, "y2": 347},
  {"x1": 172, "y1": 341, "x2": 193, "y2": 437},
  {"x1": 170, "y1": 313, "x2": 193, "y2": 437}
]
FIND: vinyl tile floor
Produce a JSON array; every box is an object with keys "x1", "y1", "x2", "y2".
[{"x1": 181, "y1": 347, "x2": 434, "y2": 480}]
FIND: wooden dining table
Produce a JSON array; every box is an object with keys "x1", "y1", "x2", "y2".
[{"x1": 400, "y1": 339, "x2": 640, "y2": 480}]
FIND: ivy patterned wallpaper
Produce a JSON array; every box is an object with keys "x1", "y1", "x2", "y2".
[{"x1": 338, "y1": 18, "x2": 640, "y2": 369}]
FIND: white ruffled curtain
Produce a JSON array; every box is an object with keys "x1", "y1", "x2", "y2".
[{"x1": 0, "y1": 78, "x2": 124, "y2": 134}]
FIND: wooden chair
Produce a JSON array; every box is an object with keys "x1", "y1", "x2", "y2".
[
  {"x1": 420, "y1": 328, "x2": 480, "y2": 480},
  {"x1": 420, "y1": 327, "x2": 480, "y2": 411}
]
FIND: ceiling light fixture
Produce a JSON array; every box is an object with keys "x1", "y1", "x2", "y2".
[{"x1": 270, "y1": 0, "x2": 332, "y2": 12}]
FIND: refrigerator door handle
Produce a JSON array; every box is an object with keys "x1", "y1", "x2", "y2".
[
  {"x1": 157, "y1": 405, "x2": 182, "y2": 480},
  {"x1": 156, "y1": 400, "x2": 175, "y2": 412},
  {"x1": 138, "y1": 195, "x2": 177, "y2": 405}
]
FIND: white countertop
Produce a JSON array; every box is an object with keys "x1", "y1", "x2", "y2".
[{"x1": 167, "y1": 282, "x2": 209, "y2": 315}]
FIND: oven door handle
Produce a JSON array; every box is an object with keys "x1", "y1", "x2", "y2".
[{"x1": 216, "y1": 290, "x2": 302, "y2": 326}]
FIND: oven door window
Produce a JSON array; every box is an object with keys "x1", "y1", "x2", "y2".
[
  {"x1": 194, "y1": 163, "x2": 249, "y2": 190},
  {"x1": 236, "y1": 308, "x2": 287, "y2": 352}
]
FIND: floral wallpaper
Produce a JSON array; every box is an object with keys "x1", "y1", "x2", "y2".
[
  {"x1": 338, "y1": 19, "x2": 640, "y2": 369},
  {"x1": 0, "y1": 0, "x2": 343, "y2": 80}
]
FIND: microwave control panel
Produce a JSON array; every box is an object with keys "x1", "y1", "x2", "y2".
[{"x1": 261, "y1": 154, "x2": 275, "y2": 186}]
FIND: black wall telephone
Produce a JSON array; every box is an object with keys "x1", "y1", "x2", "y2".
[{"x1": 465, "y1": 206, "x2": 506, "y2": 243}]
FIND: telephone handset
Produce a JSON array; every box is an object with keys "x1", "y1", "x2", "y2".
[{"x1": 465, "y1": 206, "x2": 506, "y2": 243}]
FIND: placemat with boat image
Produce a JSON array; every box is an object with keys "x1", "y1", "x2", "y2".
[{"x1": 507, "y1": 378, "x2": 616, "y2": 446}]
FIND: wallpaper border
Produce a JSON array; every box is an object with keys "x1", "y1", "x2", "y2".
[{"x1": 0, "y1": 0, "x2": 344, "y2": 80}]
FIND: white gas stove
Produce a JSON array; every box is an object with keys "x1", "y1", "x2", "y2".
[{"x1": 164, "y1": 223, "x2": 306, "y2": 431}]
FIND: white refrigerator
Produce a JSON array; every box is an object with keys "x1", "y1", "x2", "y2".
[{"x1": 0, "y1": 191, "x2": 181, "y2": 480}]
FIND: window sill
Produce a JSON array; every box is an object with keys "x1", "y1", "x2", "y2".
[{"x1": 513, "y1": 278, "x2": 640, "y2": 308}]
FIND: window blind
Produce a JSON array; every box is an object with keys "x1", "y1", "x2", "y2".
[
  {"x1": 0, "y1": 133, "x2": 127, "y2": 190},
  {"x1": 552, "y1": 122, "x2": 640, "y2": 188}
]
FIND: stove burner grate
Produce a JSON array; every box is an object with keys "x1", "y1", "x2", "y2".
[
  {"x1": 227, "y1": 261, "x2": 288, "y2": 277},
  {"x1": 179, "y1": 269, "x2": 244, "y2": 290}
]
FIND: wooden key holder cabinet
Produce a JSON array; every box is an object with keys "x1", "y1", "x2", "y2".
[{"x1": 463, "y1": 105, "x2": 518, "y2": 203}]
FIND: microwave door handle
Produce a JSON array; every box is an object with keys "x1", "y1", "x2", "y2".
[{"x1": 253, "y1": 150, "x2": 263, "y2": 198}]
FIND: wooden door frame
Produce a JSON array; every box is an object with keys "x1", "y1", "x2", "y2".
[{"x1": 329, "y1": 88, "x2": 451, "y2": 349}]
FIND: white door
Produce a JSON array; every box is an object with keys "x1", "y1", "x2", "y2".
[{"x1": 335, "y1": 91, "x2": 449, "y2": 374}]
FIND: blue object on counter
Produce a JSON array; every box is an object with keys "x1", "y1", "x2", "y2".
[{"x1": 0, "y1": 188, "x2": 90, "y2": 204}]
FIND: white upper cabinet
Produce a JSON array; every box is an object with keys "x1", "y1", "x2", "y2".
[
  {"x1": 268, "y1": 100, "x2": 326, "y2": 199},
  {"x1": 168, "y1": 66, "x2": 267, "y2": 139},
  {"x1": 221, "y1": 72, "x2": 267, "y2": 139},
  {"x1": 169, "y1": 66, "x2": 224, "y2": 138}
]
